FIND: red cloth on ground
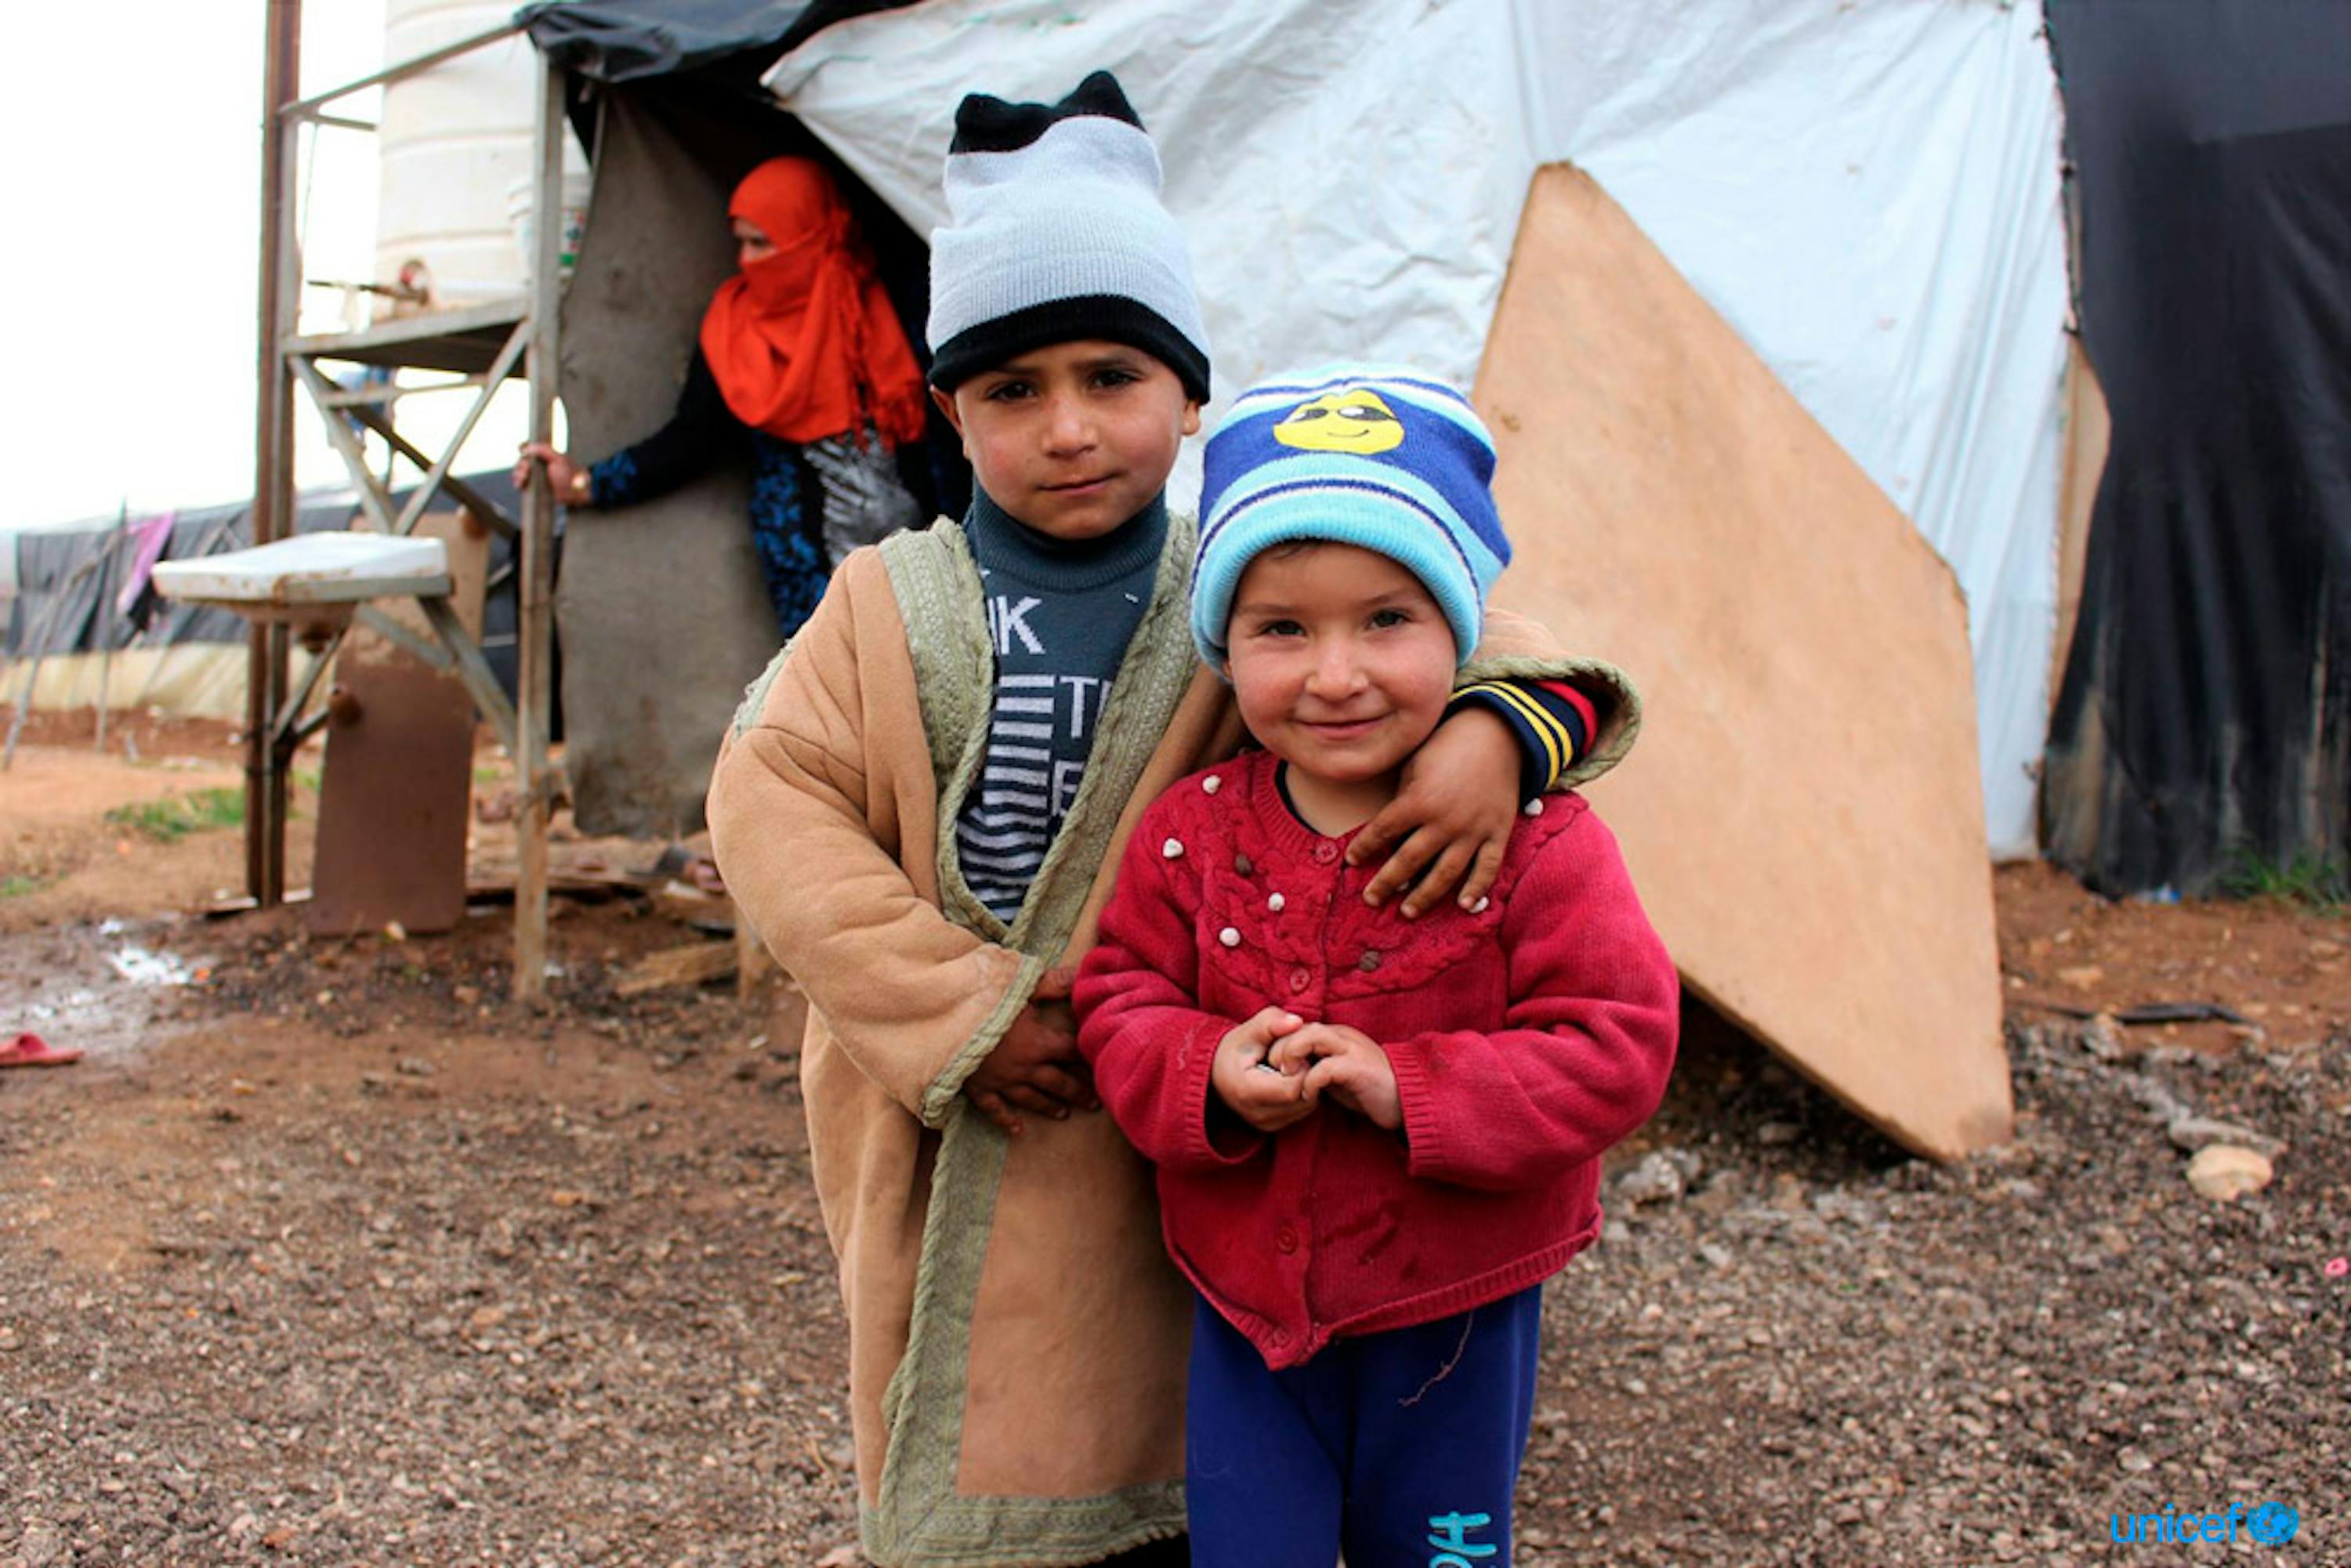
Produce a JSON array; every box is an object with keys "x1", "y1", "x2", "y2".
[
  {"x1": 698, "y1": 158, "x2": 929, "y2": 449},
  {"x1": 1075, "y1": 749, "x2": 1679, "y2": 1369}
]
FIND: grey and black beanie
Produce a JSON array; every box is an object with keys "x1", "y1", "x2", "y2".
[{"x1": 926, "y1": 71, "x2": 1211, "y2": 401}]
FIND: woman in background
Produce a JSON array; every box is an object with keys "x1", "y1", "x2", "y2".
[{"x1": 516, "y1": 155, "x2": 932, "y2": 639}]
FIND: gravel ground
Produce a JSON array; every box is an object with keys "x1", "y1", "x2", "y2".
[
  {"x1": 3, "y1": 911, "x2": 2345, "y2": 1566},
  {"x1": 4, "y1": 918, "x2": 862, "y2": 1568},
  {"x1": 1528, "y1": 1007, "x2": 2344, "y2": 1566}
]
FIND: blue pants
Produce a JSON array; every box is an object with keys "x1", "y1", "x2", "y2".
[{"x1": 1186, "y1": 1287, "x2": 1543, "y2": 1568}]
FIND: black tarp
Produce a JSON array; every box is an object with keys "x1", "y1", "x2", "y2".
[
  {"x1": 2041, "y1": 1, "x2": 2351, "y2": 895},
  {"x1": 11, "y1": 511, "x2": 255, "y2": 661},
  {"x1": 516, "y1": 1, "x2": 919, "y2": 85},
  {"x1": 5, "y1": 472, "x2": 534, "y2": 707}
]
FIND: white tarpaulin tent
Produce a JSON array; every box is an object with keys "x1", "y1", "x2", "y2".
[{"x1": 763, "y1": 0, "x2": 2068, "y2": 858}]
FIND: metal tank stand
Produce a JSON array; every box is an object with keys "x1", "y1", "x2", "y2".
[{"x1": 240, "y1": 7, "x2": 567, "y2": 1004}]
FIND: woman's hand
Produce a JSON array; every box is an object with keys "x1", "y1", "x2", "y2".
[{"x1": 513, "y1": 441, "x2": 592, "y2": 505}]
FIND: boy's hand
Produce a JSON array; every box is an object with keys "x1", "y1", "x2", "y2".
[
  {"x1": 1211, "y1": 1008, "x2": 1318, "y2": 1134},
  {"x1": 965, "y1": 967, "x2": 1097, "y2": 1135},
  {"x1": 1292, "y1": 1023, "x2": 1404, "y2": 1131},
  {"x1": 1348, "y1": 704, "x2": 1518, "y2": 917}
]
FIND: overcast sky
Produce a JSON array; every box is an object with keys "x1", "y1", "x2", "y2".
[{"x1": 2, "y1": 2, "x2": 391, "y2": 532}]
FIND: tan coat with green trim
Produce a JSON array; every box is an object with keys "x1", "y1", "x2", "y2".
[{"x1": 707, "y1": 516, "x2": 1636, "y2": 1567}]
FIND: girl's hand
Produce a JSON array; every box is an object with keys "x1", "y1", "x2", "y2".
[
  {"x1": 1346, "y1": 704, "x2": 1517, "y2": 917},
  {"x1": 1212, "y1": 1008, "x2": 1317, "y2": 1133},
  {"x1": 513, "y1": 441, "x2": 592, "y2": 505},
  {"x1": 1291, "y1": 1023, "x2": 1403, "y2": 1131}
]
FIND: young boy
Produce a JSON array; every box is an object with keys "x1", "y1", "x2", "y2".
[
  {"x1": 1074, "y1": 367, "x2": 1680, "y2": 1568},
  {"x1": 708, "y1": 77, "x2": 1635, "y2": 1567}
]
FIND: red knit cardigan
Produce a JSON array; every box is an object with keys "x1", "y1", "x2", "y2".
[{"x1": 1074, "y1": 749, "x2": 1679, "y2": 1370}]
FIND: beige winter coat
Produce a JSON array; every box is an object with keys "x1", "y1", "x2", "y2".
[{"x1": 707, "y1": 516, "x2": 1635, "y2": 1566}]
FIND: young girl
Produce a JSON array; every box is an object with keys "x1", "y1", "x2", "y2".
[{"x1": 1075, "y1": 366, "x2": 1681, "y2": 1568}]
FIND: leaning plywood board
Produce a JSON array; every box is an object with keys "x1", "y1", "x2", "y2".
[{"x1": 1476, "y1": 166, "x2": 2011, "y2": 1159}]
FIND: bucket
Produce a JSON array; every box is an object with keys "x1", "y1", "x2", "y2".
[{"x1": 507, "y1": 172, "x2": 592, "y2": 278}]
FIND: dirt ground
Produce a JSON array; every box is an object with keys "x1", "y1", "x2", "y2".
[{"x1": 3, "y1": 715, "x2": 2344, "y2": 1566}]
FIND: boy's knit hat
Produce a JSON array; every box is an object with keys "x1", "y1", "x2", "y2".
[
  {"x1": 926, "y1": 71, "x2": 1211, "y2": 400},
  {"x1": 1192, "y1": 365, "x2": 1509, "y2": 672}
]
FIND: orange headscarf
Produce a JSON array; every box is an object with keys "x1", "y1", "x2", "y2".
[{"x1": 699, "y1": 158, "x2": 929, "y2": 449}]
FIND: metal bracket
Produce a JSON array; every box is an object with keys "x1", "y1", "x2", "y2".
[
  {"x1": 353, "y1": 604, "x2": 455, "y2": 674},
  {"x1": 417, "y1": 596, "x2": 520, "y2": 759},
  {"x1": 270, "y1": 625, "x2": 346, "y2": 748},
  {"x1": 288, "y1": 317, "x2": 527, "y2": 541}
]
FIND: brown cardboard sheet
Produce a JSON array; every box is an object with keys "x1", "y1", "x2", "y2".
[
  {"x1": 1476, "y1": 166, "x2": 2012, "y2": 1159},
  {"x1": 305, "y1": 513, "x2": 488, "y2": 938}
]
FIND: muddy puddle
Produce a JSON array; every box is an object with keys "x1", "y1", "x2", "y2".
[{"x1": 4, "y1": 917, "x2": 208, "y2": 1063}]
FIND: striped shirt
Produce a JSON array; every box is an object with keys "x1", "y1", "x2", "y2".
[{"x1": 953, "y1": 491, "x2": 1166, "y2": 925}]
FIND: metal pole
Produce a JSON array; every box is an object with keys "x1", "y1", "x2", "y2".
[
  {"x1": 513, "y1": 50, "x2": 565, "y2": 1005},
  {"x1": 278, "y1": 19, "x2": 521, "y2": 122},
  {"x1": 2, "y1": 554, "x2": 106, "y2": 773},
  {"x1": 94, "y1": 502, "x2": 125, "y2": 752},
  {"x1": 248, "y1": 0, "x2": 302, "y2": 905}
]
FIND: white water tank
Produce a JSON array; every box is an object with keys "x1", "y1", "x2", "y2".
[{"x1": 374, "y1": 0, "x2": 586, "y2": 310}]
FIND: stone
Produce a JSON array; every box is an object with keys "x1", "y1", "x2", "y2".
[
  {"x1": 2077, "y1": 1012, "x2": 2127, "y2": 1061},
  {"x1": 1615, "y1": 1152, "x2": 1686, "y2": 1205},
  {"x1": 2123, "y1": 1074, "x2": 2186, "y2": 1123},
  {"x1": 2185, "y1": 1145, "x2": 2273, "y2": 1202},
  {"x1": 2165, "y1": 1117, "x2": 2284, "y2": 1158}
]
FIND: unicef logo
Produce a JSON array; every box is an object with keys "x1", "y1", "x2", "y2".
[
  {"x1": 2250, "y1": 1502, "x2": 2300, "y2": 1545},
  {"x1": 2110, "y1": 1501, "x2": 2302, "y2": 1546}
]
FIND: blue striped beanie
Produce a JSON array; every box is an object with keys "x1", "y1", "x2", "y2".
[{"x1": 1192, "y1": 365, "x2": 1509, "y2": 673}]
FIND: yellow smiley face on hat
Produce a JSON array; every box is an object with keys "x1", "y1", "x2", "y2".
[{"x1": 1273, "y1": 388, "x2": 1404, "y2": 454}]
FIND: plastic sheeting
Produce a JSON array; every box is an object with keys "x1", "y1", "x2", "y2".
[
  {"x1": 2040, "y1": 0, "x2": 2351, "y2": 896},
  {"x1": 762, "y1": 0, "x2": 2069, "y2": 856},
  {"x1": 517, "y1": 0, "x2": 916, "y2": 84},
  {"x1": 7, "y1": 473, "x2": 534, "y2": 708}
]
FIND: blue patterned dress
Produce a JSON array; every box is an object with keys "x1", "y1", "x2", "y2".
[{"x1": 587, "y1": 350, "x2": 919, "y2": 639}]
